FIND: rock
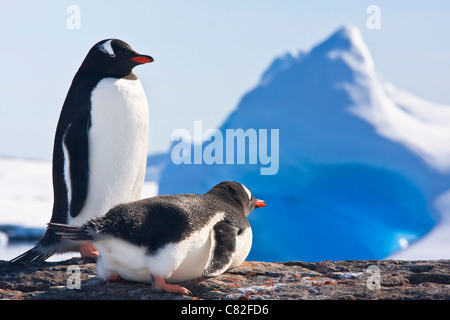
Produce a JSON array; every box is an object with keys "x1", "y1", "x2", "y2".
[{"x1": 0, "y1": 258, "x2": 448, "y2": 300}]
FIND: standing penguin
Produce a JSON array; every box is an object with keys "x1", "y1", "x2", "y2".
[
  {"x1": 11, "y1": 39, "x2": 153, "y2": 263},
  {"x1": 47, "y1": 181, "x2": 266, "y2": 294}
]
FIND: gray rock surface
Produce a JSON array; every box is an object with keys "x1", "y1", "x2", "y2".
[{"x1": 0, "y1": 258, "x2": 449, "y2": 300}]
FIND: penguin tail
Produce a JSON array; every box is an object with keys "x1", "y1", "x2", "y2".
[
  {"x1": 47, "y1": 223, "x2": 102, "y2": 242},
  {"x1": 9, "y1": 246, "x2": 54, "y2": 264},
  {"x1": 9, "y1": 230, "x2": 59, "y2": 264}
]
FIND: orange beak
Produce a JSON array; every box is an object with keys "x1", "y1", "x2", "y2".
[
  {"x1": 255, "y1": 200, "x2": 266, "y2": 208},
  {"x1": 129, "y1": 55, "x2": 154, "y2": 64}
]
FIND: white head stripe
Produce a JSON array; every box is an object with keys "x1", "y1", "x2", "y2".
[
  {"x1": 100, "y1": 40, "x2": 115, "y2": 56},
  {"x1": 241, "y1": 184, "x2": 252, "y2": 200}
]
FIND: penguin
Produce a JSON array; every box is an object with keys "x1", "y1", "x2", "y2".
[
  {"x1": 47, "y1": 181, "x2": 266, "y2": 295},
  {"x1": 11, "y1": 39, "x2": 154, "y2": 263}
]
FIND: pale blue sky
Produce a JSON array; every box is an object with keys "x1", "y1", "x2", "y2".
[{"x1": 1, "y1": 1, "x2": 449, "y2": 160}]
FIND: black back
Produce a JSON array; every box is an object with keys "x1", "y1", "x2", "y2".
[{"x1": 86, "y1": 181, "x2": 257, "y2": 253}]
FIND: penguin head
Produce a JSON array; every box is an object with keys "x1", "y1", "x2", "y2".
[
  {"x1": 81, "y1": 39, "x2": 153, "y2": 78},
  {"x1": 208, "y1": 181, "x2": 266, "y2": 216}
]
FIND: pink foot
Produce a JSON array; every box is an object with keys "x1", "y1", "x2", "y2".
[
  {"x1": 151, "y1": 275, "x2": 191, "y2": 295},
  {"x1": 107, "y1": 274, "x2": 127, "y2": 283},
  {"x1": 80, "y1": 242, "x2": 99, "y2": 259}
]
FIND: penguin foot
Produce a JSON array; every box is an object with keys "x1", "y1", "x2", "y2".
[
  {"x1": 151, "y1": 275, "x2": 192, "y2": 295},
  {"x1": 107, "y1": 274, "x2": 130, "y2": 283},
  {"x1": 108, "y1": 275, "x2": 121, "y2": 281},
  {"x1": 80, "y1": 242, "x2": 99, "y2": 259}
]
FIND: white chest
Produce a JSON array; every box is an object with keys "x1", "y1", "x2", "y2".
[
  {"x1": 90, "y1": 77, "x2": 149, "y2": 142},
  {"x1": 69, "y1": 77, "x2": 149, "y2": 225}
]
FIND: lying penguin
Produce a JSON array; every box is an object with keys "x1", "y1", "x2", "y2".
[{"x1": 48, "y1": 181, "x2": 266, "y2": 295}]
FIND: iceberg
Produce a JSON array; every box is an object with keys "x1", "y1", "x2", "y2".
[{"x1": 158, "y1": 25, "x2": 450, "y2": 261}]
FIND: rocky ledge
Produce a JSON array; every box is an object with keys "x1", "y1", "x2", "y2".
[{"x1": 0, "y1": 258, "x2": 449, "y2": 300}]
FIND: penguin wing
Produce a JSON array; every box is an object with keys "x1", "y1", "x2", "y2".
[
  {"x1": 202, "y1": 221, "x2": 239, "y2": 278},
  {"x1": 63, "y1": 113, "x2": 91, "y2": 218}
]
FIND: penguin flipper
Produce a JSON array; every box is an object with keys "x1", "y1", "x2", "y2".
[
  {"x1": 202, "y1": 221, "x2": 239, "y2": 278},
  {"x1": 63, "y1": 113, "x2": 90, "y2": 219}
]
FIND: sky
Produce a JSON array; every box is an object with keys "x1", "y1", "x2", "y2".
[{"x1": 1, "y1": 1, "x2": 449, "y2": 160}]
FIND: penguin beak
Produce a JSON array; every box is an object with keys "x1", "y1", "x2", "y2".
[
  {"x1": 129, "y1": 55, "x2": 154, "y2": 64},
  {"x1": 254, "y1": 199, "x2": 266, "y2": 208}
]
